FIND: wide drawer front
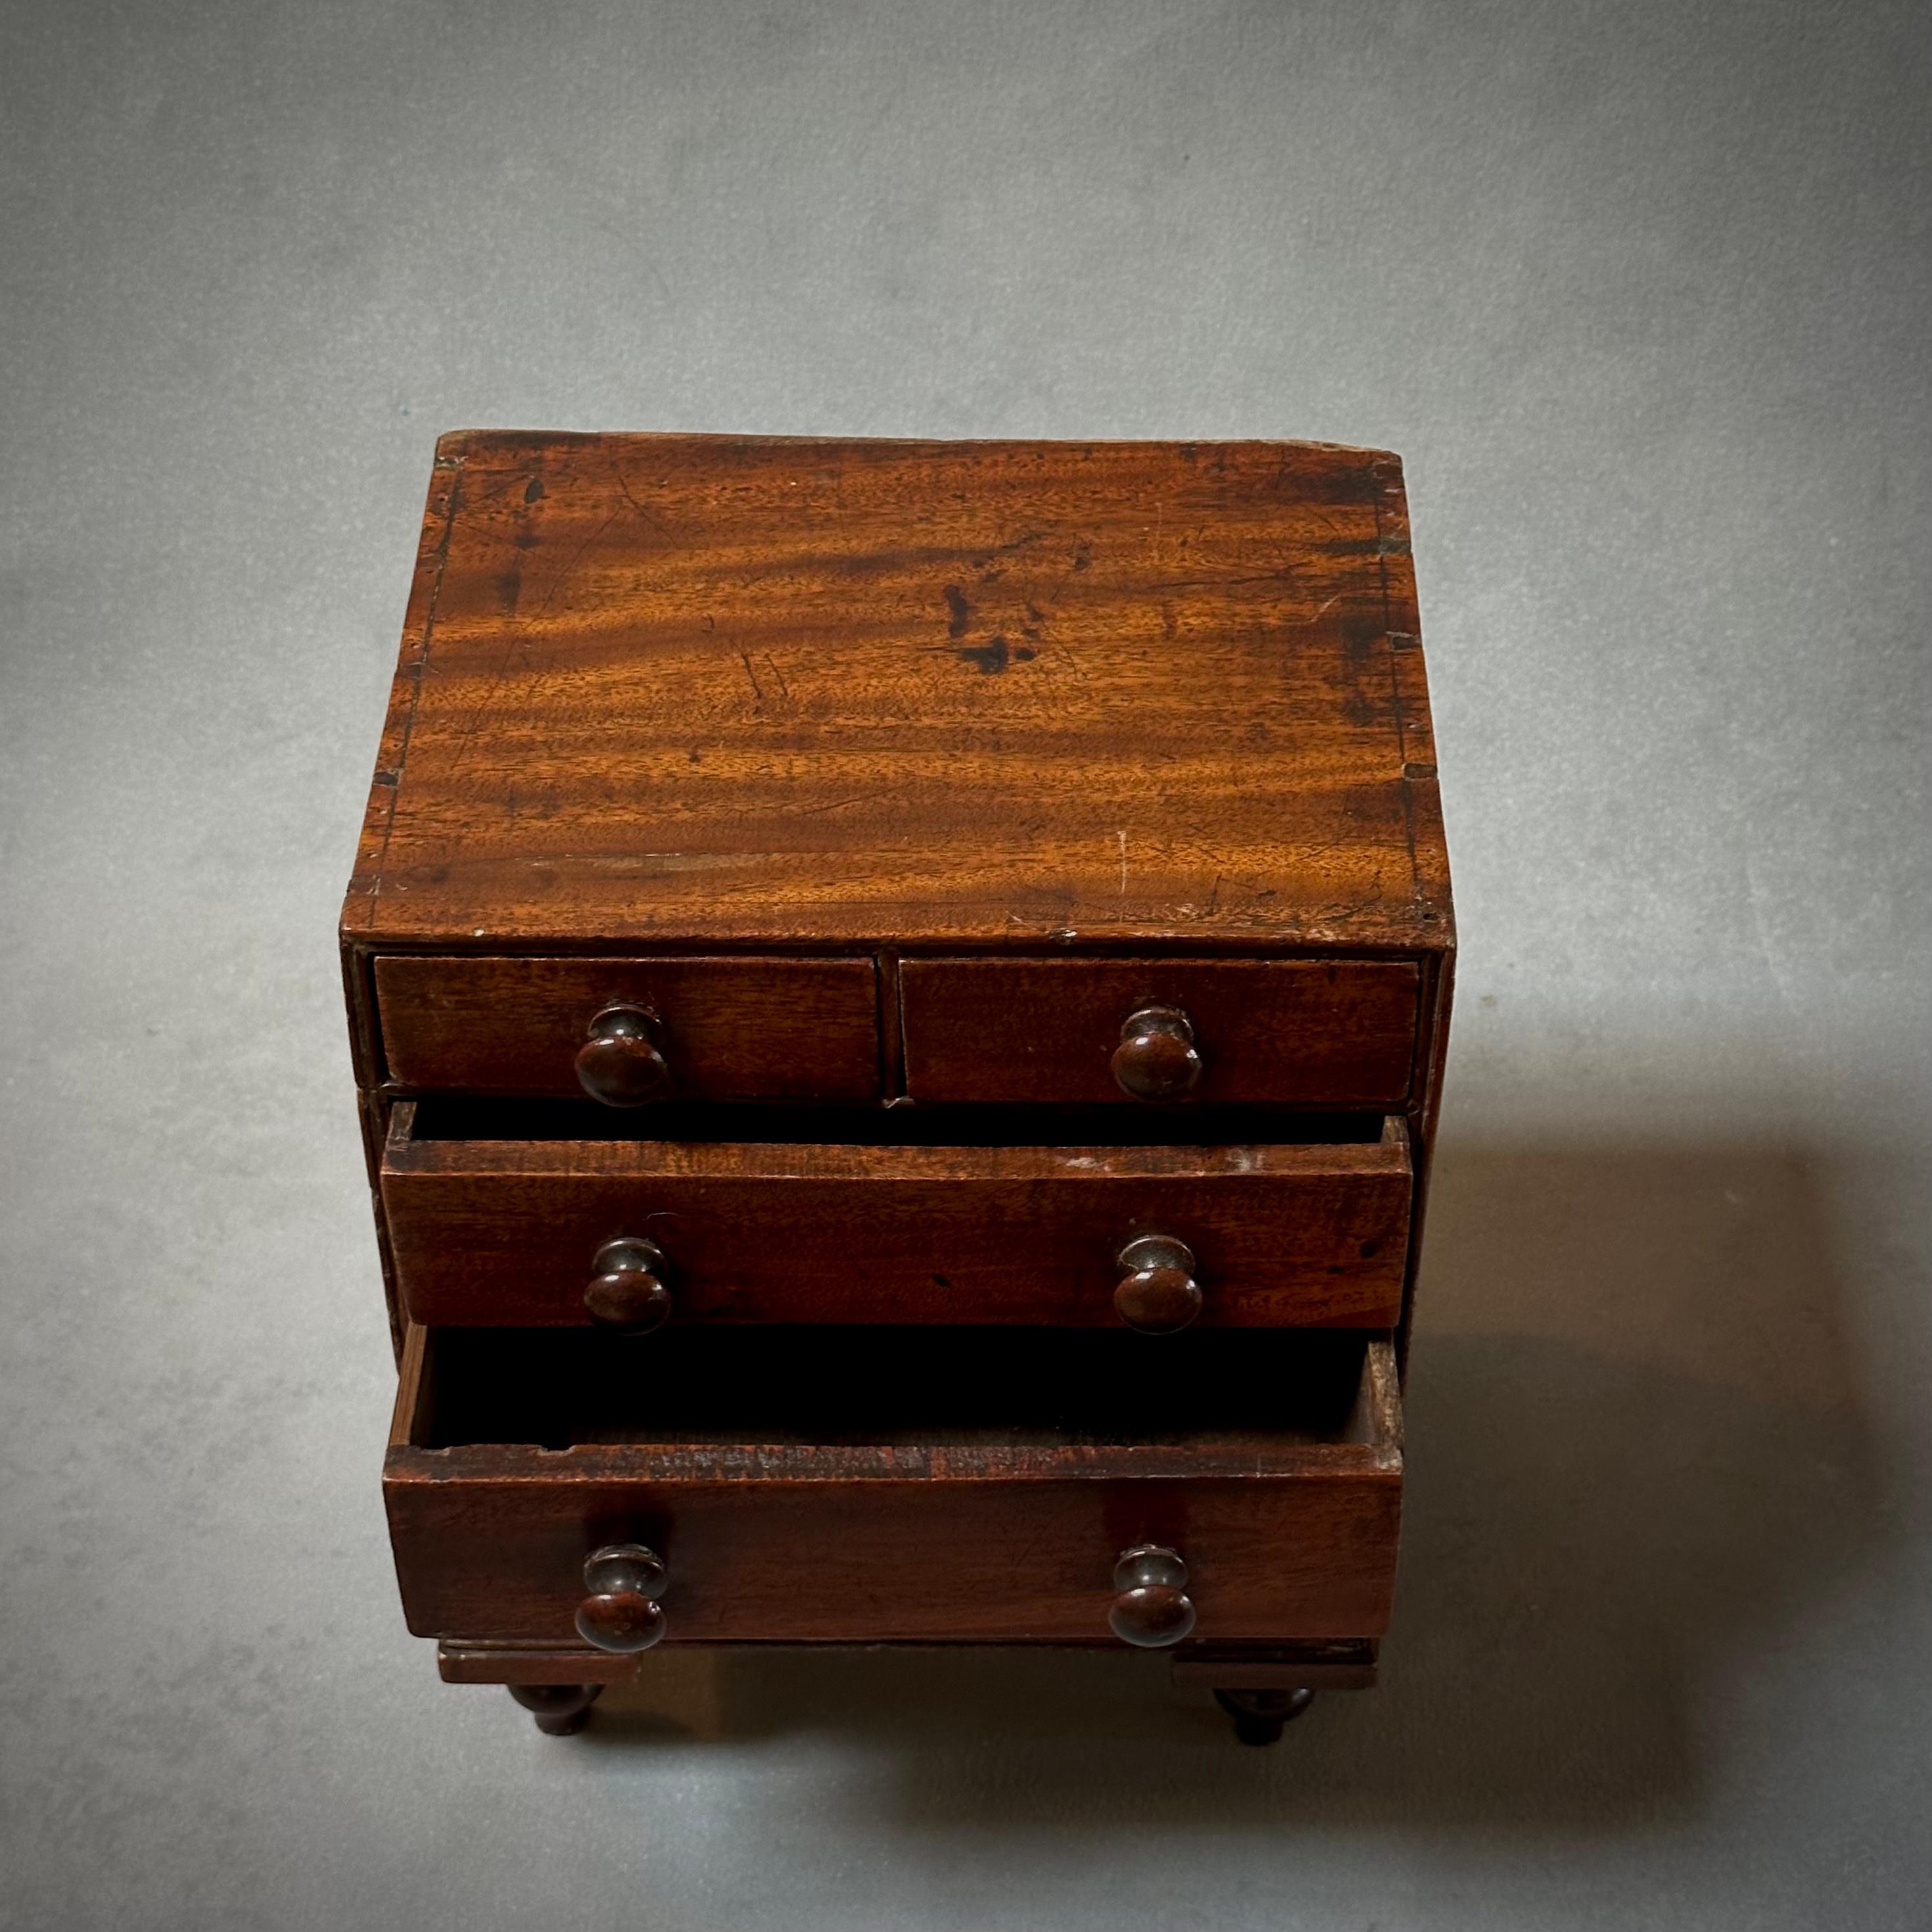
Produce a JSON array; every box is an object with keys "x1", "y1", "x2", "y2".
[
  {"x1": 899, "y1": 958, "x2": 1420, "y2": 1106},
  {"x1": 381, "y1": 1109, "x2": 1411, "y2": 1329},
  {"x1": 373, "y1": 956, "x2": 880, "y2": 1100},
  {"x1": 386, "y1": 1327, "x2": 1403, "y2": 1645}
]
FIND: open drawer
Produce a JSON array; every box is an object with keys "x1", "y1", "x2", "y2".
[
  {"x1": 385, "y1": 1325, "x2": 1404, "y2": 1646},
  {"x1": 380, "y1": 1102, "x2": 1413, "y2": 1331}
]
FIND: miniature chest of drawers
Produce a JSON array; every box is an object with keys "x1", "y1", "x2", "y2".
[{"x1": 342, "y1": 432, "x2": 1453, "y2": 1745}]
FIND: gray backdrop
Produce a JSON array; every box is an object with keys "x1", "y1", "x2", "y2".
[{"x1": 2, "y1": 3, "x2": 1927, "y2": 1927}]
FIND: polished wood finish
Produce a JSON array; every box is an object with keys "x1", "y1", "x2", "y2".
[
  {"x1": 899, "y1": 958, "x2": 1419, "y2": 1107},
  {"x1": 575, "y1": 1543, "x2": 669, "y2": 1652},
  {"x1": 346, "y1": 434, "x2": 1453, "y2": 1732},
  {"x1": 381, "y1": 1109, "x2": 1411, "y2": 1329},
  {"x1": 438, "y1": 1641, "x2": 638, "y2": 1685},
  {"x1": 343, "y1": 435, "x2": 1449, "y2": 954},
  {"x1": 574, "y1": 1004, "x2": 671, "y2": 1105},
  {"x1": 373, "y1": 956, "x2": 880, "y2": 1099},
  {"x1": 583, "y1": 1237, "x2": 674, "y2": 1332},
  {"x1": 1110, "y1": 1006, "x2": 1203, "y2": 1101},
  {"x1": 1112, "y1": 1235, "x2": 1202, "y2": 1334},
  {"x1": 384, "y1": 1326, "x2": 1402, "y2": 1645},
  {"x1": 1108, "y1": 1545, "x2": 1197, "y2": 1647}
]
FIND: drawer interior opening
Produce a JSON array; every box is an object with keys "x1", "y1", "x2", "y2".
[
  {"x1": 403, "y1": 1097, "x2": 1389, "y2": 1148},
  {"x1": 410, "y1": 1326, "x2": 1390, "y2": 1453}
]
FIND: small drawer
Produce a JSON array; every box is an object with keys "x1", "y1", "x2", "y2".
[
  {"x1": 373, "y1": 955, "x2": 879, "y2": 1101},
  {"x1": 899, "y1": 958, "x2": 1419, "y2": 1107},
  {"x1": 380, "y1": 1103, "x2": 1412, "y2": 1331},
  {"x1": 385, "y1": 1325, "x2": 1403, "y2": 1645}
]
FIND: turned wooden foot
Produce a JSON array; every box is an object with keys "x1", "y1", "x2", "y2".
[
  {"x1": 506, "y1": 1683, "x2": 605, "y2": 1735},
  {"x1": 1213, "y1": 1685, "x2": 1315, "y2": 1746}
]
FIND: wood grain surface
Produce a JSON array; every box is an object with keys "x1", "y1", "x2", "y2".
[
  {"x1": 342, "y1": 434, "x2": 1453, "y2": 953},
  {"x1": 380, "y1": 1109, "x2": 1411, "y2": 1329},
  {"x1": 899, "y1": 956, "x2": 1419, "y2": 1105},
  {"x1": 373, "y1": 954, "x2": 880, "y2": 1097}
]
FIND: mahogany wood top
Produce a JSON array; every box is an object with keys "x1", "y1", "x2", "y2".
[{"x1": 343, "y1": 433, "x2": 1451, "y2": 953}]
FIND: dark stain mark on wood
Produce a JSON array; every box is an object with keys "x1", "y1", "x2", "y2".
[
  {"x1": 1336, "y1": 615, "x2": 1384, "y2": 726},
  {"x1": 523, "y1": 477, "x2": 546, "y2": 504},
  {"x1": 956, "y1": 636, "x2": 1037, "y2": 674},
  {"x1": 944, "y1": 586, "x2": 971, "y2": 638},
  {"x1": 1340, "y1": 616, "x2": 1382, "y2": 664},
  {"x1": 969, "y1": 530, "x2": 1046, "y2": 574}
]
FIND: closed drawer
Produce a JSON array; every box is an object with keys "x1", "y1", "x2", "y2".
[
  {"x1": 373, "y1": 955, "x2": 879, "y2": 1100},
  {"x1": 385, "y1": 1325, "x2": 1403, "y2": 1645},
  {"x1": 381, "y1": 1103, "x2": 1411, "y2": 1331},
  {"x1": 899, "y1": 958, "x2": 1419, "y2": 1106}
]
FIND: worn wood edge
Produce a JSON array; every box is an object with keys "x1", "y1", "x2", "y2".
[
  {"x1": 342, "y1": 939, "x2": 402, "y2": 1357},
  {"x1": 356, "y1": 1089, "x2": 405, "y2": 1358},
  {"x1": 1398, "y1": 946, "x2": 1455, "y2": 1375},
  {"x1": 876, "y1": 947, "x2": 904, "y2": 1097},
  {"x1": 433, "y1": 429, "x2": 1405, "y2": 465},
  {"x1": 1376, "y1": 458, "x2": 1454, "y2": 1374},
  {"x1": 354, "y1": 930, "x2": 1455, "y2": 961},
  {"x1": 1371, "y1": 453, "x2": 1456, "y2": 951},
  {"x1": 342, "y1": 452, "x2": 461, "y2": 938},
  {"x1": 895, "y1": 954, "x2": 1425, "y2": 976},
  {"x1": 354, "y1": 912, "x2": 1454, "y2": 953},
  {"x1": 436, "y1": 1643, "x2": 638, "y2": 1685},
  {"x1": 384, "y1": 1325, "x2": 1405, "y2": 1482},
  {"x1": 1361, "y1": 1340, "x2": 1403, "y2": 1465},
  {"x1": 340, "y1": 940, "x2": 382, "y2": 1095},
  {"x1": 383, "y1": 1440, "x2": 1403, "y2": 1485},
  {"x1": 388, "y1": 1323, "x2": 433, "y2": 1451},
  {"x1": 381, "y1": 1127, "x2": 1413, "y2": 1183},
  {"x1": 384, "y1": 1099, "x2": 417, "y2": 1158}
]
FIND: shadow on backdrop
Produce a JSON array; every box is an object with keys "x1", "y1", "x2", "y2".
[{"x1": 561, "y1": 1135, "x2": 1881, "y2": 1832}]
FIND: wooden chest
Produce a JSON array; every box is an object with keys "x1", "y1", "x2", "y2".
[{"x1": 343, "y1": 433, "x2": 1452, "y2": 1743}]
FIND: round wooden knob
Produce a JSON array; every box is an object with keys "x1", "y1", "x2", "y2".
[
  {"x1": 575, "y1": 1003, "x2": 670, "y2": 1106},
  {"x1": 574, "y1": 1543, "x2": 668, "y2": 1653},
  {"x1": 1108, "y1": 1544, "x2": 1196, "y2": 1647},
  {"x1": 584, "y1": 1237, "x2": 674, "y2": 1332},
  {"x1": 1114, "y1": 1235, "x2": 1202, "y2": 1334},
  {"x1": 1110, "y1": 1005, "x2": 1202, "y2": 1100}
]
